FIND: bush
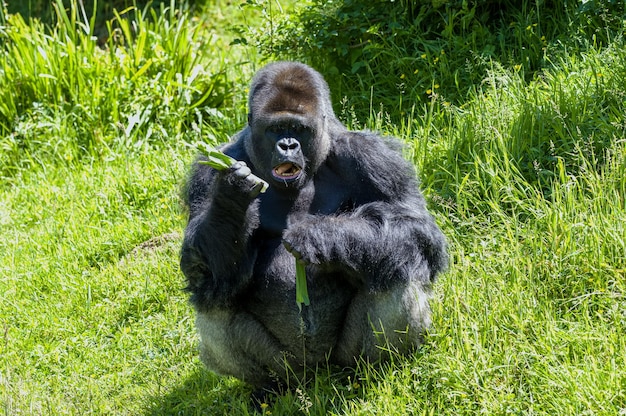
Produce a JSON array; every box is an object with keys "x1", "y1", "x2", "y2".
[{"x1": 248, "y1": 0, "x2": 625, "y2": 117}]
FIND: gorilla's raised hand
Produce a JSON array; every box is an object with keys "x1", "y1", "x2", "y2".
[{"x1": 219, "y1": 160, "x2": 266, "y2": 198}]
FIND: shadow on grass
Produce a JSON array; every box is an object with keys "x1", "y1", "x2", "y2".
[
  {"x1": 143, "y1": 337, "x2": 434, "y2": 415},
  {"x1": 144, "y1": 366, "x2": 254, "y2": 416},
  {"x1": 142, "y1": 362, "x2": 366, "y2": 415}
]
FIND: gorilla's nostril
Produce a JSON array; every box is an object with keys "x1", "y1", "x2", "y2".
[{"x1": 277, "y1": 138, "x2": 300, "y2": 152}]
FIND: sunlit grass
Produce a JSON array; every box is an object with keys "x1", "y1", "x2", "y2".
[{"x1": 0, "y1": 0, "x2": 234, "y2": 182}]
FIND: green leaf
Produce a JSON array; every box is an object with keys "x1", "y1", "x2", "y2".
[
  {"x1": 295, "y1": 259, "x2": 310, "y2": 311},
  {"x1": 195, "y1": 142, "x2": 236, "y2": 170},
  {"x1": 195, "y1": 142, "x2": 269, "y2": 193}
]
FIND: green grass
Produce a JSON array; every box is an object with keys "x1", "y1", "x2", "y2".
[
  {"x1": 1, "y1": 149, "x2": 191, "y2": 414},
  {"x1": 0, "y1": 0, "x2": 235, "y2": 181},
  {"x1": 1, "y1": 0, "x2": 625, "y2": 414}
]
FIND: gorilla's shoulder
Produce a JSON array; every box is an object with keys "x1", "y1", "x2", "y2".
[
  {"x1": 333, "y1": 130, "x2": 404, "y2": 155},
  {"x1": 331, "y1": 130, "x2": 419, "y2": 197},
  {"x1": 333, "y1": 131, "x2": 412, "y2": 170},
  {"x1": 219, "y1": 131, "x2": 252, "y2": 164}
]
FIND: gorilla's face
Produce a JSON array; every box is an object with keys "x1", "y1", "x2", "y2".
[
  {"x1": 266, "y1": 118, "x2": 311, "y2": 184},
  {"x1": 249, "y1": 113, "x2": 315, "y2": 190},
  {"x1": 244, "y1": 62, "x2": 333, "y2": 192}
]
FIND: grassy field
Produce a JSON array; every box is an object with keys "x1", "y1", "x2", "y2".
[{"x1": 1, "y1": 1, "x2": 625, "y2": 415}]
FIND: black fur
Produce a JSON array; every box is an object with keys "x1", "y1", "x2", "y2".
[{"x1": 180, "y1": 61, "x2": 447, "y2": 391}]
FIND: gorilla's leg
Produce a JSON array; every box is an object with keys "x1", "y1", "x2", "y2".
[
  {"x1": 332, "y1": 280, "x2": 432, "y2": 366},
  {"x1": 195, "y1": 309, "x2": 297, "y2": 388}
]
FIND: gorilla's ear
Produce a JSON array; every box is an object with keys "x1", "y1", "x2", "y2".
[{"x1": 247, "y1": 113, "x2": 252, "y2": 126}]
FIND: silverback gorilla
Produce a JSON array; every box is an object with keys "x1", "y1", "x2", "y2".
[{"x1": 180, "y1": 61, "x2": 447, "y2": 397}]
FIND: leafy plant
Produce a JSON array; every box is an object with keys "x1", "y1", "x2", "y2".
[
  {"x1": 0, "y1": 0, "x2": 232, "y2": 181},
  {"x1": 249, "y1": 0, "x2": 625, "y2": 118},
  {"x1": 194, "y1": 141, "x2": 269, "y2": 193}
]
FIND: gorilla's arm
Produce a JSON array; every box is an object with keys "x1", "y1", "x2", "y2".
[
  {"x1": 283, "y1": 133, "x2": 447, "y2": 291},
  {"x1": 180, "y1": 139, "x2": 261, "y2": 309}
]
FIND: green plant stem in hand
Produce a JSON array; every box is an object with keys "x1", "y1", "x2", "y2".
[
  {"x1": 295, "y1": 259, "x2": 310, "y2": 311},
  {"x1": 195, "y1": 142, "x2": 269, "y2": 193},
  {"x1": 196, "y1": 142, "x2": 307, "y2": 307}
]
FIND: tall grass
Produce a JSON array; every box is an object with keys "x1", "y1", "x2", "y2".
[
  {"x1": 428, "y1": 43, "x2": 626, "y2": 210},
  {"x1": 0, "y1": 0, "x2": 231, "y2": 182}
]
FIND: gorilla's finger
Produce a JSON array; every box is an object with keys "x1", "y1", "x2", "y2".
[
  {"x1": 248, "y1": 180, "x2": 265, "y2": 198},
  {"x1": 230, "y1": 160, "x2": 247, "y2": 169},
  {"x1": 283, "y1": 240, "x2": 303, "y2": 261},
  {"x1": 282, "y1": 239, "x2": 295, "y2": 254},
  {"x1": 232, "y1": 163, "x2": 252, "y2": 179}
]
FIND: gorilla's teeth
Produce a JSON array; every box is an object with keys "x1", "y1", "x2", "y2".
[{"x1": 274, "y1": 163, "x2": 301, "y2": 177}]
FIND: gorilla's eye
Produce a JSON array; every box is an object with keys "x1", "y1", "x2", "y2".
[
  {"x1": 267, "y1": 125, "x2": 280, "y2": 134},
  {"x1": 267, "y1": 123, "x2": 308, "y2": 136}
]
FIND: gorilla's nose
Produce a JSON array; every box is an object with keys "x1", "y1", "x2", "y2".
[{"x1": 276, "y1": 138, "x2": 301, "y2": 155}]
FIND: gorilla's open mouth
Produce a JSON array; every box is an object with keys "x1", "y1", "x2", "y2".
[{"x1": 272, "y1": 162, "x2": 302, "y2": 181}]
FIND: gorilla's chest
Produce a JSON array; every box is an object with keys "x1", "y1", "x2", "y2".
[
  {"x1": 257, "y1": 174, "x2": 350, "y2": 235},
  {"x1": 257, "y1": 194, "x2": 292, "y2": 235}
]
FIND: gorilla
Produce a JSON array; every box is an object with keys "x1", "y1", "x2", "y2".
[{"x1": 180, "y1": 61, "x2": 447, "y2": 397}]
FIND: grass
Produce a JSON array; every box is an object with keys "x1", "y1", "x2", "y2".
[
  {"x1": 1, "y1": 0, "x2": 625, "y2": 414},
  {"x1": 1, "y1": 150, "x2": 191, "y2": 414},
  {"x1": 0, "y1": 0, "x2": 235, "y2": 181}
]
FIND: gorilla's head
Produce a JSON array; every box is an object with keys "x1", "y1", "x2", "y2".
[{"x1": 244, "y1": 62, "x2": 341, "y2": 191}]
